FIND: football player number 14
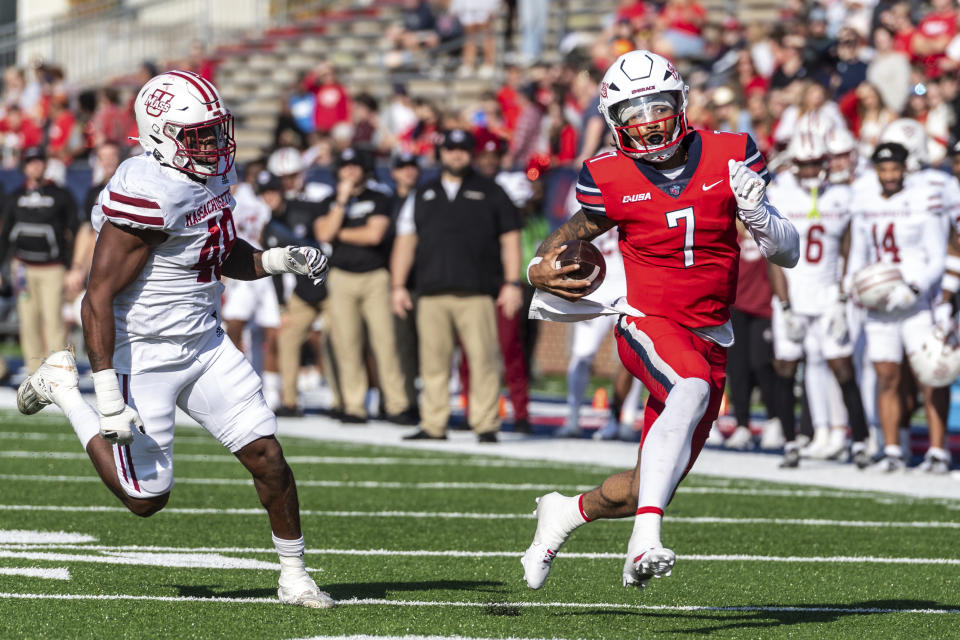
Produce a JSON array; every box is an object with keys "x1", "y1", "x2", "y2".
[{"x1": 665, "y1": 206, "x2": 695, "y2": 267}]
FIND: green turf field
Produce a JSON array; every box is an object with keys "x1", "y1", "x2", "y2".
[{"x1": 0, "y1": 410, "x2": 958, "y2": 640}]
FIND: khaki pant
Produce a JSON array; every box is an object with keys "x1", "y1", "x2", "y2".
[
  {"x1": 18, "y1": 263, "x2": 66, "y2": 373},
  {"x1": 327, "y1": 267, "x2": 409, "y2": 418},
  {"x1": 417, "y1": 293, "x2": 500, "y2": 436},
  {"x1": 277, "y1": 293, "x2": 339, "y2": 409}
]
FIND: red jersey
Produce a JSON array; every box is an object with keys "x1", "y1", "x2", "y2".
[{"x1": 576, "y1": 130, "x2": 769, "y2": 328}]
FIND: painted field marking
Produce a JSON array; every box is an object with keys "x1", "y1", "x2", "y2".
[
  {"x1": 0, "y1": 549, "x2": 282, "y2": 570},
  {"x1": 0, "y1": 592, "x2": 957, "y2": 615},
  {"x1": 1, "y1": 504, "x2": 958, "y2": 529},
  {"x1": 0, "y1": 544, "x2": 956, "y2": 566},
  {"x1": 0, "y1": 530, "x2": 96, "y2": 544},
  {"x1": 0, "y1": 473, "x2": 917, "y2": 501},
  {"x1": 0, "y1": 451, "x2": 612, "y2": 471},
  {"x1": 0, "y1": 568, "x2": 70, "y2": 580}
]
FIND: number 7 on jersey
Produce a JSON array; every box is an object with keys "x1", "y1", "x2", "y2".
[{"x1": 666, "y1": 206, "x2": 695, "y2": 267}]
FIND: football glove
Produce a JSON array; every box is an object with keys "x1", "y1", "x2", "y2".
[
  {"x1": 262, "y1": 246, "x2": 329, "y2": 286},
  {"x1": 92, "y1": 369, "x2": 144, "y2": 446},
  {"x1": 884, "y1": 282, "x2": 918, "y2": 313},
  {"x1": 934, "y1": 301, "x2": 956, "y2": 334},
  {"x1": 783, "y1": 307, "x2": 806, "y2": 343},
  {"x1": 728, "y1": 159, "x2": 765, "y2": 213},
  {"x1": 826, "y1": 298, "x2": 849, "y2": 343}
]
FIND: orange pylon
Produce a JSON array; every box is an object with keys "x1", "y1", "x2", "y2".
[{"x1": 592, "y1": 387, "x2": 609, "y2": 410}]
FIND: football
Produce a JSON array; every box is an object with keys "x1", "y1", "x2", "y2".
[{"x1": 557, "y1": 239, "x2": 606, "y2": 295}]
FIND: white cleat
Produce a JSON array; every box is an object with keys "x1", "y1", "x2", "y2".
[
  {"x1": 277, "y1": 573, "x2": 335, "y2": 609},
  {"x1": 723, "y1": 425, "x2": 754, "y2": 450},
  {"x1": 705, "y1": 421, "x2": 725, "y2": 447},
  {"x1": 759, "y1": 418, "x2": 785, "y2": 450},
  {"x1": 521, "y1": 492, "x2": 573, "y2": 589},
  {"x1": 17, "y1": 350, "x2": 78, "y2": 415},
  {"x1": 822, "y1": 429, "x2": 849, "y2": 461},
  {"x1": 622, "y1": 546, "x2": 676, "y2": 590}
]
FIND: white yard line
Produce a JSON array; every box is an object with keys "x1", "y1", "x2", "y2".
[
  {"x1": 0, "y1": 592, "x2": 957, "y2": 615},
  {"x1": 0, "y1": 473, "x2": 913, "y2": 501},
  {"x1": 0, "y1": 544, "x2": 956, "y2": 566},
  {"x1": 0, "y1": 549, "x2": 281, "y2": 570},
  {"x1": 0, "y1": 504, "x2": 957, "y2": 528},
  {"x1": 0, "y1": 568, "x2": 70, "y2": 580}
]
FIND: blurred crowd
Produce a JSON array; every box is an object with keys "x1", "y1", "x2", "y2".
[{"x1": 2, "y1": 0, "x2": 960, "y2": 463}]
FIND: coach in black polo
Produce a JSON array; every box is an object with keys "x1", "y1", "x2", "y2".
[{"x1": 390, "y1": 129, "x2": 523, "y2": 442}]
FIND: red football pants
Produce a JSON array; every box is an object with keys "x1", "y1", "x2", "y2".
[{"x1": 615, "y1": 314, "x2": 727, "y2": 476}]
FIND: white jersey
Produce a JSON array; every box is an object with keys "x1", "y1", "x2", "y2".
[
  {"x1": 852, "y1": 166, "x2": 960, "y2": 230},
  {"x1": 847, "y1": 181, "x2": 946, "y2": 300},
  {"x1": 231, "y1": 182, "x2": 271, "y2": 249},
  {"x1": 91, "y1": 154, "x2": 238, "y2": 373},
  {"x1": 767, "y1": 173, "x2": 851, "y2": 314}
]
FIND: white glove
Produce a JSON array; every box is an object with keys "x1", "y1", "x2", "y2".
[
  {"x1": 262, "y1": 246, "x2": 329, "y2": 286},
  {"x1": 728, "y1": 159, "x2": 766, "y2": 213},
  {"x1": 884, "y1": 282, "x2": 918, "y2": 313},
  {"x1": 826, "y1": 298, "x2": 849, "y2": 343},
  {"x1": 92, "y1": 369, "x2": 144, "y2": 446},
  {"x1": 782, "y1": 306, "x2": 806, "y2": 343},
  {"x1": 934, "y1": 301, "x2": 956, "y2": 333}
]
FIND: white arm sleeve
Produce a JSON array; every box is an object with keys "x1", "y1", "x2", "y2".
[
  {"x1": 739, "y1": 195, "x2": 799, "y2": 268},
  {"x1": 395, "y1": 192, "x2": 416, "y2": 236},
  {"x1": 915, "y1": 213, "x2": 947, "y2": 294}
]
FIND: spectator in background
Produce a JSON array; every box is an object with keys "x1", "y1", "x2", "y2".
[
  {"x1": 0, "y1": 147, "x2": 78, "y2": 373},
  {"x1": 831, "y1": 28, "x2": 868, "y2": 99},
  {"x1": 380, "y1": 85, "x2": 418, "y2": 149},
  {"x1": 518, "y1": 0, "x2": 549, "y2": 65},
  {"x1": 66, "y1": 141, "x2": 121, "y2": 302},
  {"x1": 840, "y1": 82, "x2": 895, "y2": 157},
  {"x1": 351, "y1": 93, "x2": 380, "y2": 147},
  {"x1": 315, "y1": 147, "x2": 416, "y2": 425},
  {"x1": 288, "y1": 74, "x2": 318, "y2": 136},
  {"x1": 45, "y1": 94, "x2": 76, "y2": 162},
  {"x1": 910, "y1": 0, "x2": 957, "y2": 77},
  {"x1": 406, "y1": 98, "x2": 441, "y2": 158},
  {"x1": 391, "y1": 129, "x2": 523, "y2": 442},
  {"x1": 385, "y1": 0, "x2": 439, "y2": 70},
  {"x1": 655, "y1": 0, "x2": 707, "y2": 60},
  {"x1": 505, "y1": 84, "x2": 544, "y2": 170},
  {"x1": 305, "y1": 62, "x2": 351, "y2": 135},
  {"x1": 388, "y1": 151, "x2": 422, "y2": 420},
  {"x1": 709, "y1": 86, "x2": 752, "y2": 135},
  {"x1": 544, "y1": 94, "x2": 578, "y2": 167},
  {"x1": 0, "y1": 105, "x2": 44, "y2": 168},
  {"x1": 1, "y1": 68, "x2": 28, "y2": 113},
  {"x1": 88, "y1": 88, "x2": 132, "y2": 147},
  {"x1": 472, "y1": 134, "x2": 532, "y2": 433},
  {"x1": 868, "y1": 26, "x2": 911, "y2": 115},
  {"x1": 497, "y1": 65, "x2": 524, "y2": 134},
  {"x1": 574, "y1": 68, "x2": 606, "y2": 166},
  {"x1": 451, "y1": 0, "x2": 498, "y2": 77}
]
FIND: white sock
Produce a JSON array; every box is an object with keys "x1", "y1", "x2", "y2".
[
  {"x1": 57, "y1": 388, "x2": 99, "y2": 449},
  {"x1": 884, "y1": 444, "x2": 903, "y2": 459},
  {"x1": 851, "y1": 441, "x2": 866, "y2": 455},
  {"x1": 273, "y1": 534, "x2": 309, "y2": 582},
  {"x1": 927, "y1": 446, "x2": 950, "y2": 460},
  {"x1": 631, "y1": 512, "x2": 663, "y2": 549},
  {"x1": 262, "y1": 372, "x2": 281, "y2": 410},
  {"x1": 539, "y1": 494, "x2": 590, "y2": 551}
]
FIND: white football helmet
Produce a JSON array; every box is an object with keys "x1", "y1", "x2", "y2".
[
  {"x1": 267, "y1": 147, "x2": 306, "y2": 177},
  {"x1": 786, "y1": 130, "x2": 826, "y2": 189},
  {"x1": 824, "y1": 126, "x2": 857, "y2": 184},
  {"x1": 852, "y1": 262, "x2": 904, "y2": 311},
  {"x1": 598, "y1": 50, "x2": 689, "y2": 163},
  {"x1": 880, "y1": 118, "x2": 929, "y2": 172},
  {"x1": 134, "y1": 70, "x2": 235, "y2": 177},
  {"x1": 909, "y1": 328, "x2": 960, "y2": 387}
]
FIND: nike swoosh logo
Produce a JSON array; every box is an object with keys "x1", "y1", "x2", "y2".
[{"x1": 702, "y1": 180, "x2": 723, "y2": 191}]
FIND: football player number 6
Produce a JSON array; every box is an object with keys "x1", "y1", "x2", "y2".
[{"x1": 665, "y1": 206, "x2": 695, "y2": 267}]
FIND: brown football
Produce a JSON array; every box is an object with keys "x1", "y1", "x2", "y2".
[{"x1": 558, "y1": 239, "x2": 606, "y2": 295}]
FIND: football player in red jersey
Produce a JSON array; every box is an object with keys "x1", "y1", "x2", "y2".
[{"x1": 522, "y1": 50, "x2": 799, "y2": 591}]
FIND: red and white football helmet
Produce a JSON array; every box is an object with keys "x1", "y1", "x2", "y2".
[
  {"x1": 824, "y1": 126, "x2": 857, "y2": 184},
  {"x1": 133, "y1": 70, "x2": 236, "y2": 177},
  {"x1": 851, "y1": 262, "x2": 904, "y2": 310},
  {"x1": 786, "y1": 130, "x2": 827, "y2": 190},
  {"x1": 598, "y1": 50, "x2": 689, "y2": 163}
]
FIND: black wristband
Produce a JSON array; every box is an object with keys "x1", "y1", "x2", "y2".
[{"x1": 506, "y1": 280, "x2": 524, "y2": 288}]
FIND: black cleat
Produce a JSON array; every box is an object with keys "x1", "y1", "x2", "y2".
[
  {"x1": 477, "y1": 432, "x2": 499, "y2": 443},
  {"x1": 779, "y1": 448, "x2": 800, "y2": 468},
  {"x1": 403, "y1": 429, "x2": 447, "y2": 440},
  {"x1": 275, "y1": 405, "x2": 304, "y2": 418}
]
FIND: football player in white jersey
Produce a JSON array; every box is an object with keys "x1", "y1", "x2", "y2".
[
  {"x1": 766, "y1": 131, "x2": 870, "y2": 468},
  {"x1": 846, "y1": 142, "x2": 949, "y2": 472},
  {"x1": 15, "y1": 71, "x2": 335, "y2": 608}
]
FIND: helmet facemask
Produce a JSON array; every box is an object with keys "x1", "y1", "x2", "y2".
[
  {"x1": 610, "y1": 91, "x2": 687, "y2": 162},
  {"x1": 163, "y1": 113, "x2": 236, "y2": 177}
]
